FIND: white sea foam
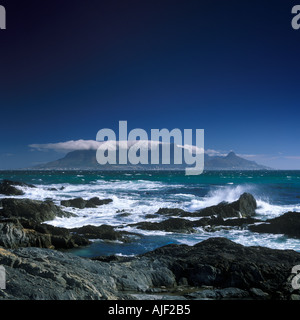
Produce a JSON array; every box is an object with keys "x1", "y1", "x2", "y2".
[
  {"x1": 175, "y1": 228, "x2": 300, "y2": 251},
  {"x1": 5, "y1": 178, "x2": 300, "y2": 252},
  {"x1": 187, "y1": 185, "x2": 254, "y2": 211},
  {"x1": 255, "y1": 199, "x2": 300, "y2": 219}
]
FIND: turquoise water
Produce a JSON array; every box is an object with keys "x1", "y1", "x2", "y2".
[{"x1": 1, "y1": 170, "x2": 300, "y2": 256}]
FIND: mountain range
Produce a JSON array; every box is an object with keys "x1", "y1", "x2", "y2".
[{"x1": 33, "y1": 143, "x2": 270, "y2": 171}]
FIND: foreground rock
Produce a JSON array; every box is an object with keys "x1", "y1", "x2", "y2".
[
  {"x1": 0, "y1": 237, "x2": 300, "y2": 300},
  {"x1": 0, "y1": 198, "x2": 88, "y2": 249},
  {"x1": 0, "y1": 217, "x2": 90, "y2": 250},
  {"x1": 0, "y1": 180, "x2": 35, "y2": 196},
  {"x1": 249, "y1": 212, "x2": 300, "y2": 238},
  {"x1": 61, "y1": 197, "x2": 113, "y2": 209},
  {"x1": 142, "y1": 237, "x2": 300, "y2": 299}
]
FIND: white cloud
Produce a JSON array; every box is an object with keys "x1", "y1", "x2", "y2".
[
  {"x1": 205, "y1": 149, "x2": 227, "y2": 157},
  {"x1": 29, "y1": 140, "x2": 103, "y2": 152},
  {"x1": 29, "y1": 139, "x2": 207, "y2": 154}
]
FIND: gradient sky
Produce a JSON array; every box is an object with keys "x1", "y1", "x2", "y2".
[{"x1": 0, "y1": 0, "x2": 300, "y2": 169}]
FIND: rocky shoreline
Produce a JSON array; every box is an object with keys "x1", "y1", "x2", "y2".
[{"x1": 1, "y1": 179, "x2": 300, "y2": 300}]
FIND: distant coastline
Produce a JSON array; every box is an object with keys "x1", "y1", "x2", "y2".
[{"x1": 26, "y1": 149, "x2": 271, "y2": 171}]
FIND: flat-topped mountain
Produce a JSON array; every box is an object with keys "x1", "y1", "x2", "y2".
[{"x1": 33, "y1": 147, "x2": 269, "y2": 171}]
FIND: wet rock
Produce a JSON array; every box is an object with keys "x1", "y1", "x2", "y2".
[
  {"x1": 156, "y1": 208, "x2": 191, "y2": 216},
  {"x1": 249, "y1": 211, "x2": 300, "y2": 238},
  {"x1": 71, "y1": 224, "x2": 141, "y2": 243},
  {"x1": 142, "y1": 237, "x2": 300, "y2": 296},
  {"x1": 195, "y1": 193, "x2": 257, "y2": 219},
  {"x1": 60, "y1": 197, "x2": 86, "y2": 209},
  {"x1": 0, "y1": 180, "x2": 36, "y2": 196},
  {"x1": 61, "y1": 197, "x2": 113, "y2": 209},
  {"x1": 154, "y1": 193, "x2": 257, "y2": 220},
  {"x1": 0, "y1": 198, "x2": 74, "y2": 223},
  {"x1": 130, "y1": 218, "x2": 196, "y2": 233}
]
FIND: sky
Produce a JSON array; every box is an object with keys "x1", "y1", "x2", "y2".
[{"x1": 0, "y1": 0, "x2": 300, "y2": 169}]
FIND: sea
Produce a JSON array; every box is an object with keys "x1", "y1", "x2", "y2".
[{"x1": 1, "y1": 170, "x2": 300, "y2": 257}]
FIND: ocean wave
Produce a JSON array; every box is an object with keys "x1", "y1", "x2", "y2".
[
  {"x1": 256, "y1": 199, "x2": 300, "y2": 219},
  {"x1": 187, "y1": 184, "x2": 255, "y2": 211}
]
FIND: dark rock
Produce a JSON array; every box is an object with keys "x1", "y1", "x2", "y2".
[
  {"x1": 61, "y1": 197, "x2": 86, "y2": 209},
  {"x1": 145, "y1": 214, "x2": 158, "y2": 219},
  {"x1": 142, "y1": 237, "x2": 300, "y2": 296},
  {"x1": 1, "y1": 237, "x2": 300, "y2": 300},
  {"x1": 0, "y1": 180, "x2": 36, "y2": 196},
  {"x1": 71, "y1": 224, "x2": 141, "y2": 243},
  {"x1": 0, "y1": 198, "x2": 74, "y2": 223},
  {"x1": 215, "y1": 217, "x2": 260, "y2": 227},
  {"x1": 0, "y1": 218, "x2": 90, "y2": 249},
  {"x1": 130, "y1": 215, "x2": 260, "y2": 234},
  {"x1": 249, "y1": 287, "x2": 269, "y2": 298},
  {"x1": 0, "y1": 245, "x2": 177, "y2": 299},
  {"x1": 92, "y1": 255, "x2": 133, "y2": 263},
  {"x1": 117, "y1": 212, "x2": 132, "y2": 218},
  {"x1": 131, "y1": 218, "x2": 196, "y2": 233},
  {"x1": 198, "y1": 216, "x2": 261, "y2": 233},
  {"x1": 154, "y1": 193, "x2": 257, "y2": 220},
  {"x1": 156, "y1": 208, "x2": 191, "y2": 216},
  {"x1": 249, "y1": 211, "x2": 300, "y2": 238},
  {"x1": 194, "y1": 193, "x2": 257, "y2": 219},
  {"x1": 0, "y1": 219, "x2": 52, "y2": 249},
  {"x1": 86, "y1": 197, "x2": 113, "y2": 207},
  {"x1": 61, "y1": 197, "x2": 113, "y2": 209},
  {"x1": 185, "y1": 287, "x2": 249, "y2": 300},
  {"x1": 0, "y1": 181, "x2": 24, "y2": 196}
]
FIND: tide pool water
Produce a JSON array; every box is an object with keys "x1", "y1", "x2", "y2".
[{"x1": 1, "y1": 170, "x2": 300, "y2": 257}]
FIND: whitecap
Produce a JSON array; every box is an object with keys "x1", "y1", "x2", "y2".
[{"x1": 187, "y1": 184, "x2": 255, "y2": 211}]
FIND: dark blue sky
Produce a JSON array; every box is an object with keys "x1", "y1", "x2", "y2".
[{"x1": 0, "y1": 0, "x2": 300, "y2": 169}]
